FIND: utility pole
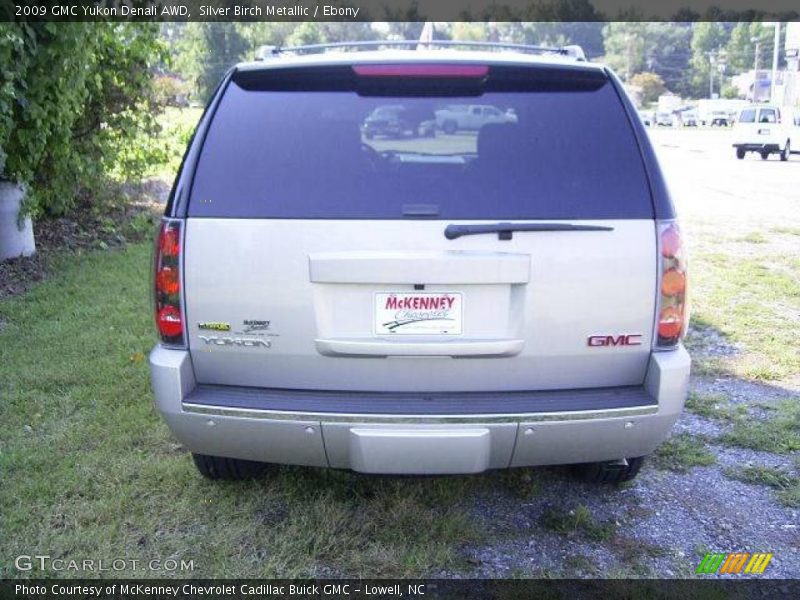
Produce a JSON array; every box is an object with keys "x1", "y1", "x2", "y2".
[
  {"x1": 708, "y1": 51, "x2": 716, "y2": 98},
  {"x1": 751, "y1": 37, "x2": 761, "y2": 101},
  {"x1": 769, "y1": 23, "x2": 781, "y2": 103}
]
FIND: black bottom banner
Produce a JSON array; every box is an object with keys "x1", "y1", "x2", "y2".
[{"x1": 2, "y1": 579, "x2": 799, "y2": 600}]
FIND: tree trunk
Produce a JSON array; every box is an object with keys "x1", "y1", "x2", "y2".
[{"x1": 0, "y1": 181, "x2": 36, "y2": 260}]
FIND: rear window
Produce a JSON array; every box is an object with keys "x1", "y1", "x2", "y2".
[
  {"x1": 189, "y1": 65, "x2": 653, "y2": 220},
  {"x1": 758, "y1": 108, "x2": 777, "y2": 123},
  {"x1": 739, "y1": 109, "x2": 756, "y2": 123}
]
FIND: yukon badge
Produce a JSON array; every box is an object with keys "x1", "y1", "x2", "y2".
[{"x1": 199, "y1": 335, "x2": 271, "y2": 348}]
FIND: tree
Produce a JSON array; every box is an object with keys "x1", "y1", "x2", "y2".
[
  {"x1": 286, "y1": 22, "x2": 375, "y2": 46},
  {"x1": 726, "y1": 22, "x2": 769, "y2": 75},
  {"x1": 630, "y1": 72, "x2": 667, "y2": 103},
  {"x1": 505, "y1": 22, "x2": 604, "y2": 58},
  {"x1": 689, "y1": 22, "x2": 730, "y2": 97},
  {"x1": 642, "y1": 23, "x2": 693, "y2": 96},
  {"x1": 178, "y1": 23, "x2": 249, "y2": 103},
  {"x1": 602, "y1": 22, "x2": 692, "y2": 93},
  {"x1": 451, "y1": 23, "x2": 490, "y2": 42},
  {"x1": 603, "y1": 22, "x2": 648, "y2": 80},
  {"x1": 0, "y1": 23, "x2": 166, "y2": 217}
]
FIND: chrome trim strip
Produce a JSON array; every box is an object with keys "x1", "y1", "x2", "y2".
[{"x1": 181, "y1": 402, "x2": 658, "y2": 424}]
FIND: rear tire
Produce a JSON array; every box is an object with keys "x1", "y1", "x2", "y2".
[
  {"x1": 442, "y1": 120, "x2": 457, "y2": 135},
  {"x1": 780, "y1": 141, "x2": 790, "y2": 162},
  {"x1": 761, "y1": 151, "x2": 770, "y2": 160},
  {"x1": 192, "y1": 453, "x2": 269, "y2": 480},
  {"x1": 736, "y1": 148, "x2": 745, "y2": 160},
  {"x1": 573, "y1": 456, "x2": 645, "y2": 484}
]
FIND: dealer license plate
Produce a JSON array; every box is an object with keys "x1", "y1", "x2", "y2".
[{"x1": 374, "y1": 292, "x2": 463, "y2": 335}]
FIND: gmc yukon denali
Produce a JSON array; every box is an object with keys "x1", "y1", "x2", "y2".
[{"x1": 149, "y1": 41, "x2": 690, "y2": 482}]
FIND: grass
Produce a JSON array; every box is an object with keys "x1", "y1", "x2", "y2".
[
  {"x1": 0, "y1": 242, "x2": 502, "y2": 578},
  {"x1": 540, "y1": 505, "x2": 616, "y2": 542},
  {"x1": 651, "y1": 434, "x2": 716, "y2": 472},
  {"x1": 724, "y1": 466, "x2": 800, "y2": 508},
  {"x1": 684, "y1": 392, "x2": 747, "y2": 422},
  {"x1": 717, "y1": 399, "x2": 800, "y2": 454},
  {"x1": 563, "y1": 555, "x2": 599, "y2": 576},
  {"x1": 771, "y1": 226, "x2": 800, "y2": 236},
  {"x1": 737, "y1": 231, "x2": 767, "y2": 244},
  {"x1": 687, "y1": 252, "x2": 800, "y2": 381}
]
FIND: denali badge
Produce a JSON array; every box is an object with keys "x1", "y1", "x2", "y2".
[
  {"x1": 198, "y1": 321, "x2": 231, "y2": 331},
  {"x1": 199, "y1": 335, "x2": 270, "y2": 348},
  {"x1": 587, "y1": 334, "x2": 643, "y2": 347}
]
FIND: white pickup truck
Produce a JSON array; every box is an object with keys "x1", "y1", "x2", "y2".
[{"x1": 435, "y1": 104, "x2": 517, "y2": 133}]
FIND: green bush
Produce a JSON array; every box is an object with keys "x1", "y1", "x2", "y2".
[{"x1": 0, "y1": 23, "x2": 167, "y2": 217}]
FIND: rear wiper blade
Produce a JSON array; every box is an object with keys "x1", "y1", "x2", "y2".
[{"x1": 444, "y1": 222, "x2": 614, "y2": 240}]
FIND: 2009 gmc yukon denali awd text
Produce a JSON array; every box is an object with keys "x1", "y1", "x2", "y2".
[{"x1": 149, "y1": 42, "x2": 690, "y2": 483}]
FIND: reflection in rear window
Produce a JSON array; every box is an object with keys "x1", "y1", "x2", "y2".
[{"x1": 190, "y1": 75, "x2": 653, "y2": 220}]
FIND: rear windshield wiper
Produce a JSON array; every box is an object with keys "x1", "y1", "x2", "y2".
[{"x1": 444, "y1": 222, "x2": 614, "y2": 240}]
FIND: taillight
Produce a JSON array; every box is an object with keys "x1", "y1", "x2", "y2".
[
  {"x1": 656, "y1": 221, "x2": 689, "y2": 348},
  {"x1": 154, "y1": 219, "x2": 185, "y2": 346}
]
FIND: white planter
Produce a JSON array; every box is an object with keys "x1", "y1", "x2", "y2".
[{"x1": 0, "y1": 181, "x2": 36, "y2": 260}]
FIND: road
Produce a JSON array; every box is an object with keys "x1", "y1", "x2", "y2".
[{"x1": 648, "y1": 127, "x2": 799, "y2": 229}]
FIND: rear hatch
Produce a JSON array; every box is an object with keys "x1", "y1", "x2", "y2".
[
  {"x1": 735, "y1": 106, "x2": 781, "y2": 145},
  {"x1": 182, "y1": 61, "x2": 657, "y2": 392}
]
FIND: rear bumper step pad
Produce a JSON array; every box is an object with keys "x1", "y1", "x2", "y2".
[{"x1": 183, "y1": 384, "x2": 655, "y2": 416}]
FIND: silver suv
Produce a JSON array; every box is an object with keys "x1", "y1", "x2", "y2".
[{"x1": 150, "y1": 42, "x2": 690, "y2": 483}]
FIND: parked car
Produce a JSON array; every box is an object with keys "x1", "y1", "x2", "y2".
[
  {"x1": 638, "y1": 110, "x2": 654, "y2": 126},
  {"x1": 435, "y1": 103, "x2": 517, "y2": 133},
  {"x1": 679, "y1": 109, "x2": 698, "y2": 127},
  {"x1": 655, "y1": 111, "x2": 674, "y2": 127},
  {"x1": 708, "y1": 110, "x2": 730, "y2": 127},
  {"x1": 362, "y1": 105, "x2": 436, "y2": 139},
  {"x1": 732, "y1": 105, "x2": 797, "y2": 161},
  {"x1": 150, "y1": 43, "x2": 690, "y2": 483}
]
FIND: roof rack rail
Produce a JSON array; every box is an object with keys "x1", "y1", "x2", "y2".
[{"x1": 256, "y1": 40, "x2": 586, "y2": 62}]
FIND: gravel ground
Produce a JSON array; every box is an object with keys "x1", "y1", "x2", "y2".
[
  {"x1": 455, "y1": 326, "x2": 799, "y2": 579},
  {"x1": 458, "y1": 382, "x2": 800, "y2": 579}
]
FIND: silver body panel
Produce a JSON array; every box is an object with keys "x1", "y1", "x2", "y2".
[
  {"x1": 150, "y1": 345, "x2": 689, "y2": 474},
  {"x1": 184, "y1": 219, "x2": 657, "y2": 392}
]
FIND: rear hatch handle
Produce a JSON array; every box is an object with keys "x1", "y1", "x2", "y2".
[{"x1": 444, "y1": 222, "x2": 614, "y2": 240}]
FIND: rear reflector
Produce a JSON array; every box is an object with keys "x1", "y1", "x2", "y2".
[
  {"x1": 153, "y1": 219, "x2": 185, "y2": 346},
  {"x1": 655, "y1": 222, "x2": 688, "y2": 348},
  {"x1": 353, "y1": 64, "x2": 489, "y2": 78},
  {"x1": 658, "y1": 306, "x2": 684, "y2": 339}
]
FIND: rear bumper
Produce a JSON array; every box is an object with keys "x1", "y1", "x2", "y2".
[{"x1": 149, "y1": 345, "x2": 690, "y2": 475}]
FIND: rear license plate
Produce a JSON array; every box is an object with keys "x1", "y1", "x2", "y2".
[
  {"x1": 375, "y1": 292, "x2": 463, "y2": 335},
  {"x1": 758, "y1": 128, "x2": 771, "y2": 135}
]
